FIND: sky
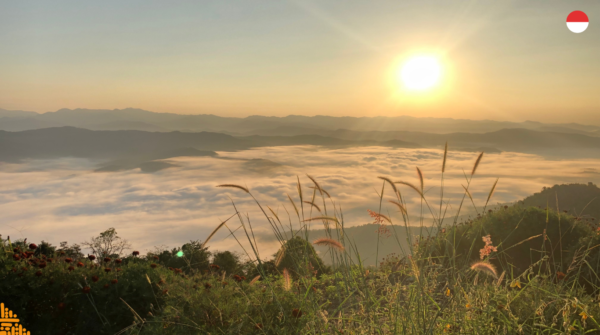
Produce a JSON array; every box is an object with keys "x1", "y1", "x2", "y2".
[
  {"x1": 1, "y1": 1, "x2": 600, "y2": 123},
  {"x1": 1, "y1": 146, "x2": 600, "y2": 258}
]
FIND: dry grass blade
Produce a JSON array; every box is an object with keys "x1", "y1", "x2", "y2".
[
  {"x1": 249, "y1": 275, "x2": 261, "y2": 286},
  {"x1": 389, "y1": 200, "x2": 407, "y2": 216},
  {"x1": 416, "y1": 167, "x2": 424, "y2": 192},
  {"x1": 313, "y1": 238, "x2": 345, "y2": 251},
  {"x1": 310, "y1": 186, "x2": 331, "y2": 198},
  {"x1": 287, "y1": 194, "x2": 300, "y2": 218},
  {"x1": 471, "y1": 152, "x2": 484, "y2": 176},
  {"x1": 303, "y1": 201, "x2": 322, "y2": 212},
  {"x1": 275, "y1": 245, "x2": 286, "y2": 266},
  {"x1": 306, "y1": 174, "x2": 323, "y2": 195},
  {"x1": 442, "y1": 142, "x2": 448, "y2": 173},
  {"x1": 216, "y1": 184, "x2": 249, "y2": 193},
  {"x1": 303, "y1": 216, "x2": 339, "y2": 223},
  {"x1": 283, "y1": 268, "x2": 291, "y2": 291},
  {"x1": 512, "y1": 234, "x2": 542, "y2": 248},
  {"x1": 377, "y1": 213, "x2": 392, "y2": 223},
  {"x1": 461, "y1": 185, "x2": 475, "y2": 204},
  {"x1": 395, "y1": 181, "x2": 423, "y2": 198},
  {"x1": 377, "y1": 176, "x2": 398, "y2": 195},
  {"x1": 470, "y1": 262, "x2": 498, "y2": 278},
  {"x1": 485, "y1": 178, "x2": 499, "y2": 207}
]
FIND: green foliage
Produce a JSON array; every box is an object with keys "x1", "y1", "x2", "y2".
[
  {"x1": 274, "y1": 236, "x2": 328, "y2": 278},
  {"x1": 212, "y1": 250, "x2": 242, "y2": 275},
  {"x1": 150, "y1": 240, "x2": 211, "y2": 274}
]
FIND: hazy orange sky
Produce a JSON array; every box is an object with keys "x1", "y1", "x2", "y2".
[{"x1": 1, "y1": 1, "x2": 599, "y2": 124}]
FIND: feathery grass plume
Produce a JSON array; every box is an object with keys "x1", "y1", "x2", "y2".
[
  {"x1": 377, "y1": 176, "x2": 399, "y2": 195},
  {"x1": 268, "y1": 206, "x2": 280, "y2": 222},
  {"x1": 303, "y1": 216, "x2": 339, "y2": 223},
  {"x1": 201, "y1": 214, "x2": 236, "y2": 249},
  {"x1": 395, "y1": 181, "x2": 423, "y2": 198},
  {"x1": 416, "y1": 167, "x2": 424, "y2": 192},
  {"x1": 442, "y1": 142, "x2": 448, "y2": 173},
  {"x1": 313, "y1": 238, "x2": 344, "y2": 251},
  {"x1": 471, "y1": 152, "x2": 484, "y2": 176},
  {"x1": 303, "y1": 201, "x2": 321, "y2": 212},
  {"x1": 249, "y1": 275, "x2": 261, "y2": 286},
  {"x1": 216, "y1": 184, "x2": 249, "y2": 193},
  {"x1": 484, "y1": 178, "x2": 499, "y2": 209},
  {"x1": 389, "y1": 200, "x2": 407, "y2": 216},
  {"x1": 306, "y1": 174, "x2": 323, "y2": 195},
  {"x1": 496, "y1": 271, "x2": 506, "y2": 287},
  {"x1": 286, "y1": 194, "x2": 300, "y2": 218},
  {"x1": 470, "y1": 261, "x2": 498, "y2": 279},
  {"x1": 275, "y1": 246, "x2": 286, "y2": 266},
  {"x1": 283, "y1": 268, "x2": 291, "y2": 291}
]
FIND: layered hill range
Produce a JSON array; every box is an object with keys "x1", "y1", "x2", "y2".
[{"x1": 1, "y1": 108, "x2": 600, "y2": 170}]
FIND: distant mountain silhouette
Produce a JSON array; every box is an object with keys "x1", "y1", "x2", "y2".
[{"x1": 1, "y1": 108, "x2": 600, "y2": 136}]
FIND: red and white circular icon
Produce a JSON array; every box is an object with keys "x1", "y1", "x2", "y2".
[{"x1": 566, "y1": 11, "x2": 589, "y2": 33}]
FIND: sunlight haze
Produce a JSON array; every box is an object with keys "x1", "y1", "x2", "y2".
[{"x1": 1, "y1": 1, "x2": 599, "y2": 123}]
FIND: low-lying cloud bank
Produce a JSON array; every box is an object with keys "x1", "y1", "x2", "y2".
[{"x1": 0, "y1": 146, "x2": 598, "y2": 259}]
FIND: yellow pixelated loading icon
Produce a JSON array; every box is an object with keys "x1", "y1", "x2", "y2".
[{"x1": 0, "y1": 303, "x2": 30, "y2": 335}]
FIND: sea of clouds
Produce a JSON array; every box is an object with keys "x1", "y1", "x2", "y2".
[{"x1": 1, "y1": 146, "x2": 599, "y2": 259}]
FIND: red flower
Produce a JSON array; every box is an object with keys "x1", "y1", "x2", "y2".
[
  {"x1": 24, "y1": 252, "x2": 34, "y2": 258},
  {"x1": 210, "y1": 264, "x2": 220, "y2": 270},
  {"x1": 12, "y1": 254, "x2": 21, "y2": 261},
  {"x1": 233, "y1": 275, "x2": 243, "y2": 282},
  {"x1": 13, "y1": 248, "x2": 20, "y2": 253},
  {"x1": 35, "y1": 270, "x2": 42, "y2": 277},
  {"x1": 47, "y1": 258, "x2": 53, "y2": 263},
  {"x1": 150, "y1": 263, "x2": 157, "y2": 268},
  {"x1": 557, "y1": 271, "x2": 566, "y2": 280},
  {"x1": 132, "y1": 251, "x2": 140, "y2": 256},
  {"x1": 82, "y1": 286, "x2": 91, "y2": 294},
  {"x1": 103, "y1": 257, "x2": 111, "y2": 263},
  {"x1": 58, "y1": 302, "x2": 66, "y2": 310},
  {"x1": 111, "y1": 279, "x2": 118, "y2": 285},
  {"x1": 158, "y1": 279, "x2": 165, "y2": 285},
  {"x1": 115, "y1": 259, "x2": 122, "y2": 264},
  {"x1": 292, "y1": 309, "x2": 303, "y2": 318},
  {"x1": 77, "y1": 262, "x2": 84, "y2": 268},
  {"x1": 168, "y1": 267, "x2": 174, "y2": 271},
  {"x1": 162, "y1": 289, "x2": 168, "y2": 295},
  {"x1": 29, "y1": 243, "x2": 38, "y2": 250},
  {"x1": 116, "y1": 268, "x2": 122, "y2": 272},
  {"x1": 153, "y1": 255, "x2": 159, "y2": 260},
  {"x1": 204, "y1": 283, "x2": 212, "y2": 289},
  {"x1": 65, "y1": 258, "x2": 73, "y2": 263},
  {"x1": 59, "y1": 251, "x2": 65, "y2": 256},
  {"x1": 103, "y1": 284, "x2": 109, "y2": 289},
  {"x1": 38, "y1": 262, "x2": 47, "y2": 269},
  {"x1": 88, "y1": 255, "x2": 96, "y2": 261},
  {"x1": 68, "y1": 266, "x2": 75, "y2": 271},
  {"x1": 255, "y1": 323, "x2": 263, "y2": 330},
  {"x1": 174, "y1": 268, "x2": 182, "y2": 274},
  {"x1": 92, "y1": 275, "x2": 99, "y2": 282},
  {"x1": 104, "y1": 268, "x2": 111, "y2": 273}
]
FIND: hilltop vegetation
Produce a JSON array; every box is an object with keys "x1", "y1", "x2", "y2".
[{"x1": 519, "y1": 182, "x2": 600, "y2": 220}]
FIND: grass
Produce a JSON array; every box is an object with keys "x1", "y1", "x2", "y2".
[{"x1": 1, "y1": 149, "x2": 600, "y2": 334}]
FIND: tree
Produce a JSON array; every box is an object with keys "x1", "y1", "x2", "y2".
[
  {"x1": 81, "y1": 227, "x2": 131, "y2": 258},
  {"x1": 212, "y1": 251, "x2": 241, "y2": 275},
  {"x1": 150, "y1": 240, "x2": 211, "y2": 274},
  {"x1": 274, "y1": 236, "x2": 328, "y2": 278}
]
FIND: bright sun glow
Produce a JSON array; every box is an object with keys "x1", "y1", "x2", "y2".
[{"x1": 399, "y1": 56, "x2": 441, "y2": 91}]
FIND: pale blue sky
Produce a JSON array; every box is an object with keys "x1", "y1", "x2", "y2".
[{"x1": 1, "y1": 0, "x2": 599, "y2": 123}]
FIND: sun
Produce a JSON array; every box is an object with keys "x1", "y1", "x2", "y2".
[{"x1": 399, "y1": 56, "x2": 441, "y2": 91}]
